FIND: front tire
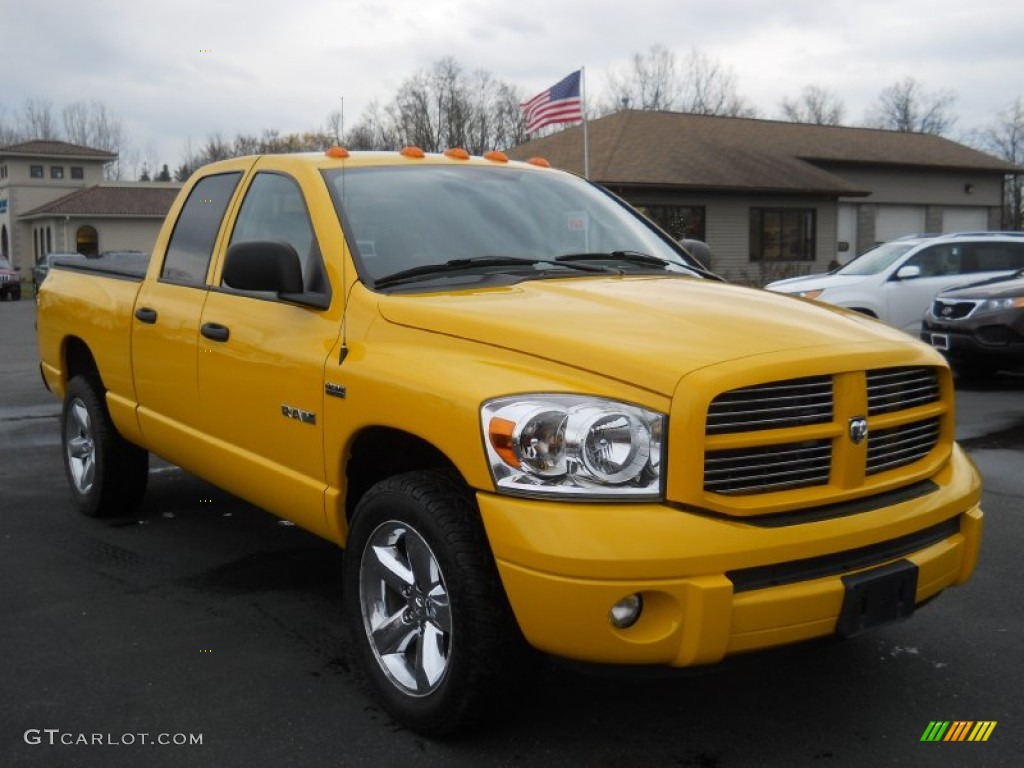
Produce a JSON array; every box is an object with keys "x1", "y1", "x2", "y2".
[
  {"x1": 344, "y1": 470, "x2": 534, "y2": 736},
  {"x1": 62, "y1": 375, "x2": 149, "y2": 517}
]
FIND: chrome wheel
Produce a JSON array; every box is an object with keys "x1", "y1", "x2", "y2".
[
  {"x1": 359, "y1": 520, "x2": 452, "y2": 697},
  {"x1": 65, "y1": 398, "x2": 96, "y2": 494}
]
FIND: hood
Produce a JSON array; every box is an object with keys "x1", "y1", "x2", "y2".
[
  {"x1": 939, "y1": 273, "x2": 1024, "y2": 299},
  {"x1": 765, "y1": 273, "x2": 867, "y2": 293},
  {"x1": 376, "y1": 276, "x2": 916, "y2": 395}
]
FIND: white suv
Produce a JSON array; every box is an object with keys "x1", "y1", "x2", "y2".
[{"x1": 766, "y1": 233, "x2": 1024, "y2": 334}]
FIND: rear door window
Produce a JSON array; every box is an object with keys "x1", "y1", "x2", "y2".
[
  {"x1": 966, "y1": 242, "x2": 1024, "y2": 272},
  {"x1": 161, "y1": 172, "x2": 242, "y2": 285}
]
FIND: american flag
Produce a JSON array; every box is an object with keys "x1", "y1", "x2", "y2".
[{"x1": 521, "y1": 70, "x2": 583, "y2": 134}]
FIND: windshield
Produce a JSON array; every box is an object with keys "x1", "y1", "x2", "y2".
[
  {"x1": 323, "y1": 165, "x2": 698, "y2": 287},
  {"x1": 836, "y1": 241, "x2": 916, "y2": 276}
]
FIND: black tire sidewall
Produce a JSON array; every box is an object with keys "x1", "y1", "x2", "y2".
[
  {"x1": 62, "y1": 377, "x2": 110, "y2": 516},
  {"x1": 343, "y1": 471, "x2": 508, "y2": 735},
  {"x1": 61, "y1": 375, "x2": 147, "y2": 517}
]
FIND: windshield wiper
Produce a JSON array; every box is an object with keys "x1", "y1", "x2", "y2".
[
  {"x1": 557, "y1": 250, "x2": 722, "y2": 281},
  {"x1": 373, "y1": 256, "x2": 610, "y2": 289}
]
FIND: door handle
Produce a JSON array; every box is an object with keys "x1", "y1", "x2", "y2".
[
  {"x1": 201, "y1": 322, "x2": 230, "y2": 342},
  {"x1": 134, "y1": 307, "x2": 158, "y2": 324}
]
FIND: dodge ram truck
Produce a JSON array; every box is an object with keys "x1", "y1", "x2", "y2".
[{"x1": 36, "y1": 148, "x2": 983, "y2": 735}]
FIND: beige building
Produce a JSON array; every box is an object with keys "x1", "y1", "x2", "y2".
[
  {"x1": 0, "y1": 140, "x2": 180, "y2": 275},
  {"x1": 508, "y1": 111, "x2": 1023, "y2": 283}
]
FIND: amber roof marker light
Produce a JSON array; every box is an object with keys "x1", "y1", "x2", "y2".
[
  {"x1": 325, "y1": 146, "x2": 349, "y2": 159},
  {"x1": 483, "y1": 150, "x2": 509, "y2": 163},
  {"x1": 444, "y1": 148, "x2": 471, "y2": 160},
  {"x1": 400, "y1": 146, "x2": 426, "y2": 158}
]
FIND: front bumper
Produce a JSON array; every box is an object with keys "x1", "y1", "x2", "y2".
[
  {"x1": 923, "y1": 312, "x2": 1024, "y2": 367},
  {"x1": 477, "y1": 445, "x2": 982, "y2": 667}
]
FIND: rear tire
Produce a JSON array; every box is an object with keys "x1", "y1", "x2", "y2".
[
  {"x1": 62, "y1": 375, "x2": 148, "y2": 517},
  {"x1": 344, "y1": 470, "x2": 535, "y2": 736}
]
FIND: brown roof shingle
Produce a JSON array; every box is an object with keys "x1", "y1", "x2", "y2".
[
  {"x1": 0, "y1": 139, "x2": 118, "y2": 160},
  {"x1": 20, "y1": 185, "x2": 181, "y2": 218},
  {"x1": 508, "y1": 111, "x2": 1020, "y2": 195}
]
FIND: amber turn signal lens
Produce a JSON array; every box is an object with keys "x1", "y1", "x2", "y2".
[{"x1": 488, "y1": 417, "x2": 519, "y2": 468}]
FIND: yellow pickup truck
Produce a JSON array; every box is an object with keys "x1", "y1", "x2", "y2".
[{"x1": 37, "y1": 148, "x2": 983, "y2": 735}]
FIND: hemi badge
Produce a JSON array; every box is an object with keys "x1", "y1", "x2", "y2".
[{"x1": 325, "y1": 382, "x2": 347, "y2": 399}]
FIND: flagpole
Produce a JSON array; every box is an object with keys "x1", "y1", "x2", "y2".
[{"x1": 581, "y1": 66, "x2": 590, "y2": 179}]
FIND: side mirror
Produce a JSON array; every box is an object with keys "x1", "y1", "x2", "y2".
[
  {"x1": 895, "y1": 265, "x2": 921, "y2": 280},
  {"x1": 223, "y1": 240, "x2": 303, "y2": 294}
]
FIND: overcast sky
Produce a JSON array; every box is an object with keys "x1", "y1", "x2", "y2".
[{"x1": 4, "y1": 0, "x2": 1023, "y2": 171}]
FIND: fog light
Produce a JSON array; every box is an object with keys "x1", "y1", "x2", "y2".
[{"x1": 609, "y1": 594, "x2": 643, "y2": 629}]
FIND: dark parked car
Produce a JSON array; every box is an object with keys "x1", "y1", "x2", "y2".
[
  {"x1": 923, "y1": 270, "x2": 1024, "y2": 377},
  {"x1": 32, "y1": 253, "x2": 87, "y2": 294},
  {"x1": 1, "y1": 257, "x2": 22, "y2": 300}
]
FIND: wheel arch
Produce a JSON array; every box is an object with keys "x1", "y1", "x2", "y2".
[
  {"x1": 62, "y1": 336, "x2": 103, "y2": 390},
  {"x1": 849, "y1": 307, "x2": 878, "y2": 318},
  {"x1": 344, "y1": 426, "x2": 462, "y2": 523}
]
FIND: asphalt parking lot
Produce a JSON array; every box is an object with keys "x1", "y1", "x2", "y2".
[{"x1": 2, "y1": 297, "x2": 1022, "y2": 767}]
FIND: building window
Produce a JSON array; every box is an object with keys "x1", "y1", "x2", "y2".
[
  {"x1": 637, "y1": 204, "x2": 706, "y2": 242},
  {"x1": 70, "y1": 166, "x2": 84, "y2": 180},
  {"x1": 30, "y1": 165, "x2": 44, "y2": 178},
  {"x1": 750, "y1": 208, "x2": 816, "y2": 261},
  {"x1": 51, "y1": 166, "x2": 65, "y2": 179},
  {"x1": 76, "y1": 225, "x2": 99, "y2": 256},
  {"x1": 0, "y1": 165, "x2": 7, "y2": 179}
]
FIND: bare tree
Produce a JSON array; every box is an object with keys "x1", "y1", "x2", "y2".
[
  {"x1": 780, "y1": 85, "x2": 846, "y2": 126},
  {"x1": 345, "y1": 100, "x2": 399, "y2": 150},
  {"x1": 604, "y1": 45, "x2": 683, "y2": 111},
  {"x1": 18, "y1": 97, "x2": 60, "y2": 139},
  {"x1": 344, "y1": 58, "x2": 524, "y2": 153},
  {"x1": 60, "y1": 100, "x2": 128, "y2": 178},
  {"x1": 602, "y1": 46, "x2": 756, "y2": 117},
  {"x1": 0, "y1": 106, "x2": 19, "y2": 144},
  {"x1": 324, "y1": 108, "x2": 344, "y2": 145},
  {"x1": 864, "y1": 77, "x2": 957, "y2": 135},
  {"x1": 977, "y1": 96, "x2": 1024, "y2": 229},
  {"x1": 683, "y1": 48, "x2": 757, "y2": 117}
]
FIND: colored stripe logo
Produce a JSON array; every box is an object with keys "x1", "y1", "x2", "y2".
[{"x1": 921, "y1": 721, "x2": 997, "y2": 742}]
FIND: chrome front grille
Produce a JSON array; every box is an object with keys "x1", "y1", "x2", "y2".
[
  {"x1": 703, "y1": 366, "x2": 944, "y2": 498},
  {"x1": 867, "y1": 419, "x2": 940, "y2": 475},
  {"x1": 704, "y1": 439, "x2": 831, "y2": 495},
  {"x1": 706, "y1": 376, "x2": 832, "y2": 434},
  {"x1": 867, "y1": 367, "x2": 939, "y2": 415}
]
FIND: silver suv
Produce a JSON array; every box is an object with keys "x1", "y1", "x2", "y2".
[{"x1": 766, "y1": 232, "x2": 1024, "y2": 334}]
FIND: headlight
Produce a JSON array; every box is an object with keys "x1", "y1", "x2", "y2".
[
  {"x1": 976, "y1": 297, "x2": 1024, "y2": 314},
  {"x1": 482, "y1": 394, "x2": 665, "y2": 499},
  {"x1": 795, "y1": 289, "x2": 823, "y2": 300}
]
